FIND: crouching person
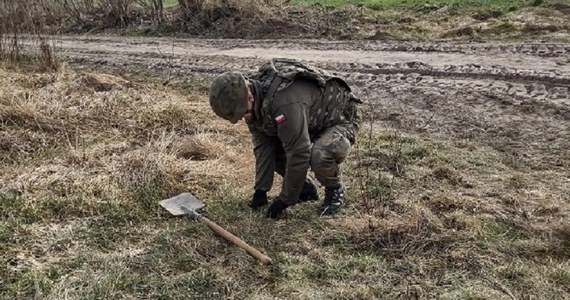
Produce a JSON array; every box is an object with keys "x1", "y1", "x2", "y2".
[{"x1": 209, "y1": 59, "x2": 361, "y2": 219}]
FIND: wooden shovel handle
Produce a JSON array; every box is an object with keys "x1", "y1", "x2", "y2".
[{"x1": 199, "y1": 216, "x2": 273, "y2": 265}]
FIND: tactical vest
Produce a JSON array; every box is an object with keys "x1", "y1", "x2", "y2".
[{"x1": 248, "y1": 59, "x2": 362, "y2": 140}]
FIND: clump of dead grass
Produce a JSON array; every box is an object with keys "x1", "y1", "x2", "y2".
[
  {"x1": 0, "y1": 67, "x2": 252, "y2": 202},
  {"x1": 349, "y1": 204, "x2": 475, "y2": 258}
]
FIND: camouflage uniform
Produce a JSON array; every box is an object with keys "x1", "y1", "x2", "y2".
[{"x1": 246, "y1": 59, "x2": 361, "y2": 206}]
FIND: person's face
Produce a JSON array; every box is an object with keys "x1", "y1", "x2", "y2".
[{"x1": 241, "y1": 88, "x2": 254, "y2": 122}]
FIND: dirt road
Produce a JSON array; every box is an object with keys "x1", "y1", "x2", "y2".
[{"x1": 54, "y1": 35, "x2": 569, "y2": 168}]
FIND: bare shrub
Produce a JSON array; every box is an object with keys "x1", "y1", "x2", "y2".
[
  {"x1": 38, "y1": 37, "x2": 60, "y2": 71},
  {"x1": 178, "y1": 0, "x2": 206, "y2": 16},
  {"x1": 175, "y1": 0, "x2": 295, "y2": 38},
  {"x1": 58, "y1": 0, "x2": 98, "y2": 25},
  {"x1": 100, "y1": 0, "x2": 133, "y2": 28},
  {"x1": 0, "y1": 1, "x2": 60, "y2": 70},
  {"x1": 58, "y1": 0, "x2": 157, "y2": 29},
  {"x1": 0, "y1": 32, "x2": 20, "y2": 63},
  {"x1": 0, "y1": 1, "x2": 22, "y2": 62},
  {"x1": 135, "y1": 0, "x2": 165, "y2": 24}
]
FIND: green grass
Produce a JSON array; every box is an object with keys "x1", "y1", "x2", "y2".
[{"x1": 164, "y1": 0, "x2": 179, "y2": 7}]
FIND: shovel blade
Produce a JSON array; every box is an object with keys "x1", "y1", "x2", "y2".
[{"x1": 160, "y1": 192, "x2": 205, "y2": 216}]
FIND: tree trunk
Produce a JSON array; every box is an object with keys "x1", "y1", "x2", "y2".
[{"x1": 154, "y1": 0, "x2": 163, "y2": 24}]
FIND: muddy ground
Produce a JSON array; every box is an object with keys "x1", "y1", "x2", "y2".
[{"x1": 55, "y1": 36, "x2": 569, "y2": 169}]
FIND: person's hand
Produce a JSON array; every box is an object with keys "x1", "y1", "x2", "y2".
[
  {"x1": 266, "y1": 198, "x2": 288, "y2": 219},
  {"x1": 251, "y1": 190, "x2": 268, "y2": 210},
  {"x1": 299, "y1": 179, "x2": 319, "y2": 202}
]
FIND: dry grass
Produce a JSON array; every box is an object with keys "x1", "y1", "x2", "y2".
[
  {"x1": 1, "y1": 64, "x2": 569, "y2": 299},
  {"x1": 1, "y1": 0, "x2": 569, "y2": 41},
  {"x1": 166, "y1": 2, "x2": 570, "y2": 41}
]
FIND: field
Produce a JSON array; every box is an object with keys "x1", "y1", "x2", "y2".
[{"x1": 1, "y1": 1, "x2": 570, "y2": 300}]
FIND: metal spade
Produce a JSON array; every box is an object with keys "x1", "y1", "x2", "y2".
[{"x1": 160, "y1": 192, "x2": 272, "y2": 265}]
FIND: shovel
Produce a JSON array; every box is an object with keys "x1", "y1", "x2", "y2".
[{"x1": 160, "y1": 192, "x2": 272, "y2": 265}]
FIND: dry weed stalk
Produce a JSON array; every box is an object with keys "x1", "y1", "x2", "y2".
[
  {"x1": 354, "y1": 102, "x2": 375, "y2": 213},
  {"x1": 354, "y1": 99, "x2": 400, "y2": 216},
  {"x1": 0, "y1": 1, "x2": 61, "y2": 70}
]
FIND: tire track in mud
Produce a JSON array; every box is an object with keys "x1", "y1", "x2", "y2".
[
  {"x1": 66, "y1": 49, "x2": 570, "y2": 98},
  {"x1": 221, "y1": 40, "x2": 570, "y2": 57},
  {"x1": 332, "y1": 63, "x2": 569, "y2": 101},
  {"x1": 53, "y1": 36, "x2": 569, "y2": 168},
  {"x1": 330, "y1": 62, "x2": 569, "y2": 169},
  {"x1": 61, "y1": 36, "x2": 570, "y2": 57}
]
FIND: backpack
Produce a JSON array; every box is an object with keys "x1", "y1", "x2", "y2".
[
  {"x1": 249, "y1": 58, "x2": 362, "y2": 140},
  {"x1": 249, "y1": 58, "x2": 360, "y2": 101}
]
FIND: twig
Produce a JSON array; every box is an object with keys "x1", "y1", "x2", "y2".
[
  {"x1": 350, "y1": 204, "x2": 363, "y2": 219},
  {"x1": 419, "y1": 112, "x2": 434, "y2": 130},
  {"x1": 490, "y1": 278, "x2": 517, "y2": 300},
  {"x1": 155, "y1": 39, "x2": 176, "y2": 86}
]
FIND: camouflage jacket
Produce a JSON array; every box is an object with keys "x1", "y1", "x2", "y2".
[{"x1": 246, "y1": 59, "x2": 361, "y2": 205}]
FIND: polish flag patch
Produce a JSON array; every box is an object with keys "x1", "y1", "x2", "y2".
[{"x1": 275, "y1": 114, "x2": 286, "y2": 125}]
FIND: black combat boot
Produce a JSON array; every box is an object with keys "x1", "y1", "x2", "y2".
[
  {"x1": 299, "y1": 179, "x2": 319, "y2": 203},
  {"x1": 321, "y1": 185, "x2": 345, "y2": 215}
]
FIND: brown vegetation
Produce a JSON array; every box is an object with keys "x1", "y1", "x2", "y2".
[
  {"x1": 0, "y1": 1, "x2": 568, "y2": 299},
  {"x1": 0, "y1": 0, "x2": 569, "y2": 41},
  {"x1": 0, "y1": 66, "x2": 568, "y2": 299}
]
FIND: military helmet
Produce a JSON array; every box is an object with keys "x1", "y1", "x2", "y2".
[{"x1": 209, "y1": 72, "x2": 249, "y2": 124}]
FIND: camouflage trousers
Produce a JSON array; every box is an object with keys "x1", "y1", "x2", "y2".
[{"x1": 275, "y1": 124, "x2": 357, "y2": 188}]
